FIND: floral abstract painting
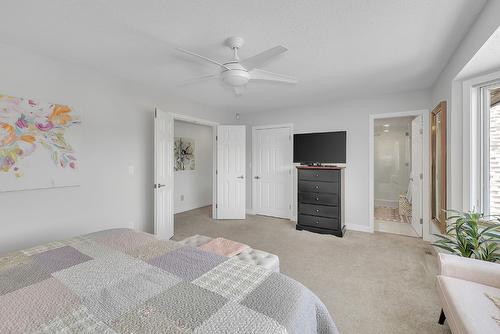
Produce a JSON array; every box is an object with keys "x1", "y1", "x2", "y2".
[
  {"x1": 174, "y1": 137, "x2": 195, "y2": 171},
  {"x1": 0, "y1": 94, "x2": 81, "y2": 192}
]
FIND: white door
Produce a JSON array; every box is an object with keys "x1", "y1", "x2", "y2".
[
  {"x1": 253, "y1": 126, "x2": 292, "y2": 219},
  {"x1": 217, "y1": 126, "x2": 246, "y2": 219},
  {"x1": 154, "y1": 108, "x2": 174, "y2": 239},
  {"x1": 411, "y1": 116, "x2": 423, "y2": 237}
]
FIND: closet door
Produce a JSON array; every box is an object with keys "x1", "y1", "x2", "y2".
[
  {"x1": 216, "y1": 126, "x2": 246, "y2": 219},
  {"x1": 253, "y1": 126, "x2": 292, "y2": 219},
  {"x1": 154, "y1": 108, "x2": 174, "y2": 239}
]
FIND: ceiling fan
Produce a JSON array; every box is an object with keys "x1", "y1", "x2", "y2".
[{"x1": 176, "y1": 36, "x2": 298, "y2": 96}]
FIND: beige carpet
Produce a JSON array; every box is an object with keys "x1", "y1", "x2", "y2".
[{"x1": 174, "y1": 206, "x2": 451, "y2": 334}]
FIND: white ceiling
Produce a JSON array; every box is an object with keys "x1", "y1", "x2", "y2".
[
  {"x1": 0, "y1": 0, "x2": 487, "y2": 113},
  {"x1": 458, "y1": 26, "x2": 500, "y2": 80}
]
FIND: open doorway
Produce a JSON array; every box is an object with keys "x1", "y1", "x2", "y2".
[
  {"x1": 173, "y1": 119, "x2": 215, "y2": 222},
  {"x1": 154, "y1": 110, "x2": 246, "y2": 240},
  {"x1": 369, "y1": 110, "x2": 431, "y2": 240},
  {"x1": 373, "y1": 116, "x2": 421, "y2": 237}
]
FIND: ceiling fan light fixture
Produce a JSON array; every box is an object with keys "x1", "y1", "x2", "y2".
[{"x1": 222, "y1": 69, "x2": 250, "y2": 87}]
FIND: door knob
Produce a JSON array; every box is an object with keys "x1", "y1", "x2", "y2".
[
  {"x1": 237, "y1": 175, "x2": 244, "y2": 179},
  {"x1": 154, "y1": 184, "x2": 166, "y2": 189}
]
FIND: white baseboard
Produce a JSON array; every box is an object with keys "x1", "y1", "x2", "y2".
[
  {"x1": 175, "y1": 204, "x2": 212, "y2": 215},
  {"x1": 246, "y1": 209, "x2": 296, "y2": 221},
  {"x1": 346, "y1": 223, "x2": 372, "y2": 233}
]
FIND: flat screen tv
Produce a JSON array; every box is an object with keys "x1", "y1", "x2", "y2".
[{"x1": 293, "y1": 131, "x2": 346, "y2": 164}]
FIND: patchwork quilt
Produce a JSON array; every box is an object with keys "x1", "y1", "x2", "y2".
[{"x1": 0, "y1": 229, "x2": 338, "y2": 333}]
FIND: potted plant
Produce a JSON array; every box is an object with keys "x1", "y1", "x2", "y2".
[{"x1": 433, "y1": 209, "x2": 500, "y2": 262}]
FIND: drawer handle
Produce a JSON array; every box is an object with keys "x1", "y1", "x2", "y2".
[
  {"x1": 315, "y1": 174, "x2": 319, "y2": 177},
  {"x1": 315, "y1": 197, "x2": 319, "y2": 201},
  {"x1": 315, "y1": 185, "x2": 319, "y2": 189},
  {"x1": 315, "y1": 209, "x2": 320, "y2": 212}
]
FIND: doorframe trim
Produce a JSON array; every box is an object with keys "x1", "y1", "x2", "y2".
[
  {"x1": 368, "y1": 109, "x2": 431, "y2": 241},
  {"x1": 251, "y1": 123, "x2": 294, "y2": 220},
  {"x1": 170, "y1": 112, "x2": 219, "y2": 219}
]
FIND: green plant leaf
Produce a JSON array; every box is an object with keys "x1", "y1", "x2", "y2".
[{"x1": 433, "y1": 208, "x2": 500, "y2": 262}]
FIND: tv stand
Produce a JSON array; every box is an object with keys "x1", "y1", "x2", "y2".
[
  {"x1": 302, "y1": 162, "x2": 323, "y2": 167},
  {"x1": 296, "y1": 166, "x2": 345, "y2": 237}
]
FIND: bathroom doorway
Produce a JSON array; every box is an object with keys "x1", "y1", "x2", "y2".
[{"x1": 369, "y1": 110, "x2": 430, "y2": 239}]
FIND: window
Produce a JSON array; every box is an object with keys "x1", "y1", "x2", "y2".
[{"x1": 480, "y1": 83, "x2": 500, "y2": 215}]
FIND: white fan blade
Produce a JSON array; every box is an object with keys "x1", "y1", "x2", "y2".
[
  {"x1": 176, "y1": 48, "x2": 230, "y2": 70},
  {"x1": 249, "y1": 68, "x2": 298, "y2": 84},
  {"x1": 239, "y1": 46, "x2": 288, "y2": 71},
  {"x1": 178, "y1": 74, "x2": 218, "y2": 86}
]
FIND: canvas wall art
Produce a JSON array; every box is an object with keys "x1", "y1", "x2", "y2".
[
  {"x1": 0, "y1": 94, "x2": 81, "y2": 192},
  {"x1": 174, "y1": 137, "x2": 195, "y2": 171}
]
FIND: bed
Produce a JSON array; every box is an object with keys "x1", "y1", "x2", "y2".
[{"x1": 0, "y1": 228, "x2": 338, "y2": 333}]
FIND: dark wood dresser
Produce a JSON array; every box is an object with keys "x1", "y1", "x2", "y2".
[{"x1": 296, "y1": 166, "x2": 345, "y2": 237}]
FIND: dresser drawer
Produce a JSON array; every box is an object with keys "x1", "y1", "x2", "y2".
[
  {"x1": 299, "y1": 192, "x2": 338, "y2": 206},
  {"x1": 298, "y1": 180, "x2": 339, "y2": 194},
  {"x1": 298, "y1": 214, "x2": 340, "y2": 230},
  {"x1": 299, "y1": 203, "x2": 339, "y2": 218},
  {"x1": 298, "y1": 169, "x2": 340, "y2": 182}
]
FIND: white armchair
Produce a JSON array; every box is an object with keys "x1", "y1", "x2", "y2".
[{"x1": 436, "y1": 253, "x2": 500, "y2": 334}]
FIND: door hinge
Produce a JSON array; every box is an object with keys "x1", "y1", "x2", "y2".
[
  {"x1": 419, "y1": 173, "x2": 423, "y2": 180},
  {"x1": 420, "y1": 218, "x2": 423, "y2": 224},
  {"x1": 419, "y1": 128, "x2": 423, "y2": 134},
  {"x1": 216, "y1": 169, "x2": 218, "y2": 175},
  {"x1": 289, "y1": 134, "x2": 291, "y2": 140},
  {"x1": 216, "y1": 204, "x2": 218, "y2": 208},
  {"x1": 154, "y1": 109, "x2": 157, "y2": 118},
  {"x1": 216, "y1": 135, "x2": 218, "y2": 141},
  {"x1": 289, "y1": 204, "x2": 292, "y2": 210}
]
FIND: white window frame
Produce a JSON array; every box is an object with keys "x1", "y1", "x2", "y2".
[
  {"x1": 462, "y1": 70, "x2": 500, "y2": 214},
  {"x1": 480, "y1": 83, "x2": 500, "y2": 215}
]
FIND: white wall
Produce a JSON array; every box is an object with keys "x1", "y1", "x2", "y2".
[
  {"x1": 174, "y1": 121, "x2": 213, "y2": 213},
  {"x1": 239, "y1": 89, "x2": 430, "y2": 231},
  {"x1": 374, "y1": 124, "x2": 411, "y2": 207},
  {"x1": 431, "y1": 0, "x2": 500, "y2": 217},
  {"x1": 0, "y1": 43, "x2": 233, "y2": 253}
]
